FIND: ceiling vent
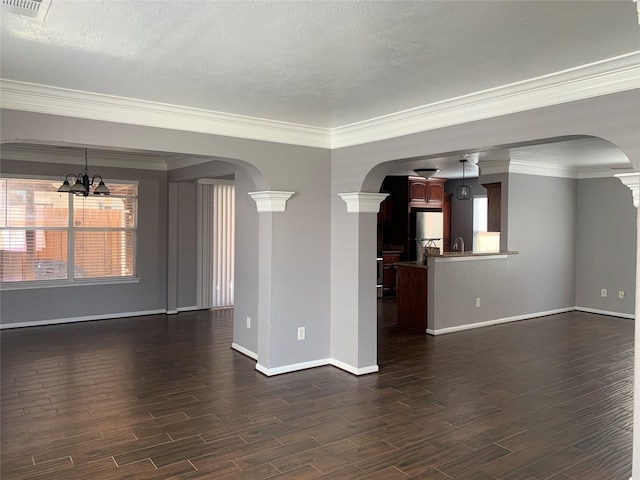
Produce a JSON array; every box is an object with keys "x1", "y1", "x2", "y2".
[{"x1": 2, "y1": 0, "x2": 52, "y2": 20}]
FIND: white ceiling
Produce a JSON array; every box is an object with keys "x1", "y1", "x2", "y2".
[{"x1": 1, "y1": 0, "x2": 639, "y2": 174}]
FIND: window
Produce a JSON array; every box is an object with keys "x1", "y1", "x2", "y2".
[
  {"x1": 473, "y1": 195, "x2": 500, "y2": 252},
  {"x1": 0, "y1": 177, "x2": 137, "y2": 284}
]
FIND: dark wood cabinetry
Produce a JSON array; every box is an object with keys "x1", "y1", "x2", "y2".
[
  {"x1": 409, "y1": 179, "x2": 427, "y2": 205},
  {"x1": 408, "y1": 177, "x2": 446, "y2": 208},
  {"x1": 442, "y1": 192, "x2": 452, "y2": 253},
  {"x1": 378, "y1": 176, "x2": 451, "y2": 263},
  {"x1": 482, "y1": 182, "x2": 502, "y2": 232},
  {"x1": 427, "y1": 179, "x2": 445, "y2": 205},
  {"x1": 382, "y1": 252, "x2": 401, "y2": 294},
  {"x1": 396, "y1": 263, "x2": 428, "y2": 332}
]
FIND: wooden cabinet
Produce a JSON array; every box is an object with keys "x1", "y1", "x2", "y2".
[
  {"x1": 409, "y1": 178, "x2": 427, "y2": 204},
  {"x1": 382, "y1": 252, "x2": 401, "y2": 294},
  {"x1": 379, "y1": 175, "x2": 451, "y2": 263},
  {"x1": 379, "y1": 176, "x2": 410, "y2": 256},
  {"x1": 482, "y1": 182, "x2": 502, "y2": 232},
  {"x1": 408, "y1": 177, "x2": 446, "y2": 208},
  {"x1": 426, "y1": 180, "x2": 445, "y2": 205},
  {"x1": 396, "y1": 263, "x2": 428, "y2": 332},
  {"x1": 442, "y1": 192, "x2": 452, "y2": 252},
  {"x1": 377, "y1": 195, "x2": 393, "y2": 227}
]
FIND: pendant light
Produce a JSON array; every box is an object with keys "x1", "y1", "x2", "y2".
[
  {"x1": 456, "y1": 158, "x2": 471, "y2": 200},
  {"x1": 57, "y1": 149, "x2": 110, "y2": 196}
]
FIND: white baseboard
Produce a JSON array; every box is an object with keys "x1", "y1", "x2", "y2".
[
  {"x1": 575, "y1": 306, "x2": 635, "y2": 320},
  {"x1": 165, "y1": 310, "x2": 178, "y2": 315},
  {"x1": 176, "y1": 305, "x2": 201, "y2": 312},
  {"x1": 253, "y1": 357, "x2": 379, "y2": 377},
  {"x1": 256, "y1": 358, "x2": 331, "y2": 376},
  {"x1": 0, "y1": 309, "x2": 167, "y2": 329},
  {"x1": 427, "y1": 307, "x2": 576, "y2": 335},
  {"x1": 231, "y1": 343, "x2": 257, "y2": 360},
  {"x1": 330, "y1": 359, "x2": 379, "y2": 375}
]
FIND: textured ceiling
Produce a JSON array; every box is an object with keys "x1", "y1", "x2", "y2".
[
  {"x1": 1, "y1": 1, "x2": 638, "y2": 176},
  {"x1": 1, "y1": 0, "x2": 638, "y2": 128}
]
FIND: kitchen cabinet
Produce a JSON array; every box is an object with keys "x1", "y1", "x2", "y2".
[
  {"x1": 408, "y1": 177, "x2": 446, "y2": 208},
  {"x1": 442, "y1": 192, "x2": 452, "y2": 252},
  {"x1": 382, "y1": 252, "x2": 401, "y2": 295},
  {"x1": 377, "y1": 194, "x2": 393, "y2": 227},
  {"x1": 482, "y1": 182, "x2": 502, "y2": 232},
  {"x1": 396, "y1": 263, "x2": 428, "y2": 332},
  {"x1": 409, "y1": 178, "x2": 427, "y2": 205},
  {"x1": 426, "y1": 179, "x2": 445, "y2": 205},
  {"x1": 379, "y1": 176, "x2": 451, "y2": 261}
]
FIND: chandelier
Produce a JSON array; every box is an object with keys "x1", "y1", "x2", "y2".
[{"x1": 57, "y1": 149, "x2": 110, "y2": 196}]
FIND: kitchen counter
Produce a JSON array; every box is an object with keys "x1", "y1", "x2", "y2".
[
  {"x1": 398, "y1": 251, "x2": 518, "y2": 266},
  {"x1": 395, "y1": 251, "x2": 519, "y2": 333}
]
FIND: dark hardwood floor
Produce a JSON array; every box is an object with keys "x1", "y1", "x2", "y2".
[{"x1": 0, "y1": 298, "x2": 633, "y2": 479}]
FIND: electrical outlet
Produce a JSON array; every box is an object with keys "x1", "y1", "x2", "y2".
[
  {"x1": 619, "y1": 290, "x2": 626, "y2": 299},
  {"x1": 246, "y1": 316, "x2": 251, "y2": 328},
  {"x1": 601, "y1": 289, "x2": 607, "y2": 298},
  {"x1": 475, "y1": 297, "x2": 481, "y2": 308},
  {"x1": 297, "y1": 327, "x2": 305, "y2": 340}
]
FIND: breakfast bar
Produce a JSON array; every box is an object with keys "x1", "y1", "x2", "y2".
[{"x1": 396, "y1": 251, "x2": 518, "y2": 334}]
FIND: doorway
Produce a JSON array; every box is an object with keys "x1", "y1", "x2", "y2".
[{"x1": 197, "y1": 180, "x2": 235, "y2": 309}]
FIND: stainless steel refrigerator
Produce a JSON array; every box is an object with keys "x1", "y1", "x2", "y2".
[{"x1": 415, "y1": 211, "x2": 444, "y2": 257}]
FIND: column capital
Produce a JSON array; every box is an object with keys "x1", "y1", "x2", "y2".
[
  {"x1": 338, "y1": 192, "x2": 389, "y2": 213},
  {"x1": 248, "y1": 191, "x2": 295, "y2": 212},
  {"x1": 615, "y1": 173, "x2": 640, "y2": 208}
]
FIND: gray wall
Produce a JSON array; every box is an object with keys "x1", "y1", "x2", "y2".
[
  {"x1": 575, "y1": 177, "x2": 636, "y2": 315},
  {"x1": 266, "y1": 161, "x2": 332, "y2": 368},
  {"x1": 166, "y1": 153, "x2": 333, "y2": 370},
  {"x1": 507, "y1": 174, "x2": 577, "y2": 313},
  {"x1": 177, "y1": 182, "x2": 198, "y2": 309},
  {"x1": 233, "y1": 169, "x2": 259, "y2": 355},
  {"x1": 445, "y1": 177, "x2": 486, "y2": 250},
  {"x1": 331, "y1": 91, "x2": 640, "y2": 371},
  {"x1": 1, "y1": 110, "x2": 333, "y2": 372},
  {"x1": 1, "y1": 90, "x2": 638, "y2": 374},
  {"x1": 0, "y1": 159, "x2": 168, "y2": 326},
  {"x1": 431, "y1": 173, "x2": 578, "y2": 330}
]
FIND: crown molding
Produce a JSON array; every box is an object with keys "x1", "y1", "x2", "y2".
[
  {"x1": 479, "y1": 158, "x2": 632, "y2": 179},
  {"x1": 1, "y1": 52, "x2": 638, "y2": 151},
  {"x1": 331, "y1": 51, "x2": 640, "y2": 148},
  {"x1": 197, "y1": 178, "x2": 234, "y2": 185},
  {"x1": 479, "y1": 158, "x2": 578, "y2": 179},
  {"x1": 509, "y1": 160, "x2": 578, "y2": 179},
  {"x1": 0, "y1": 79, "x2": 331, "y2": 149},
  {"x1": 615, "y1": 173, "x2": 640, "y2": 207},
  {"x1": 0, "y1": 143, "x2": 171, "y2": 170},
  {"x1": 165, "y1": 155, "x2": 223, "y2": 171},
  {"x1": 578, "y1": 165, "x2": 633, "y2": 179}
]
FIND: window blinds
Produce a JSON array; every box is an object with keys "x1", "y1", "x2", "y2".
[{"x1": 0, "y1": 178, "x2": 137, "y2": 283}]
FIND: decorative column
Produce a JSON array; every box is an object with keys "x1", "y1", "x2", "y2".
[
  {"x1": 332, "y1": 192, "x2": 388, "y2": 375},
  {"x1": 616, "y1": 173, "x2": 640, "y2": 480},
  {"x1": 247, "y1": 191, "x2": 295, "y2": 375}
]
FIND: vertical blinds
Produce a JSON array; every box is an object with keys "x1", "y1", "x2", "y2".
[
  {"x1": 212, "y1": 184, "x2": 235, "y2": 307},
  {"x1": 0, "y1": 178, "x2": 137, "y2": 283}
]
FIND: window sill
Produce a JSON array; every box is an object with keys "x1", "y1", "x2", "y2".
[{"x1": 0, "y1": 277, "x2": 140, "y2": 291}]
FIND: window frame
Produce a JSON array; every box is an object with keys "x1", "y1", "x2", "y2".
[{"x1": 0, "y1": 174, "x2": 140, "y2": 290}]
